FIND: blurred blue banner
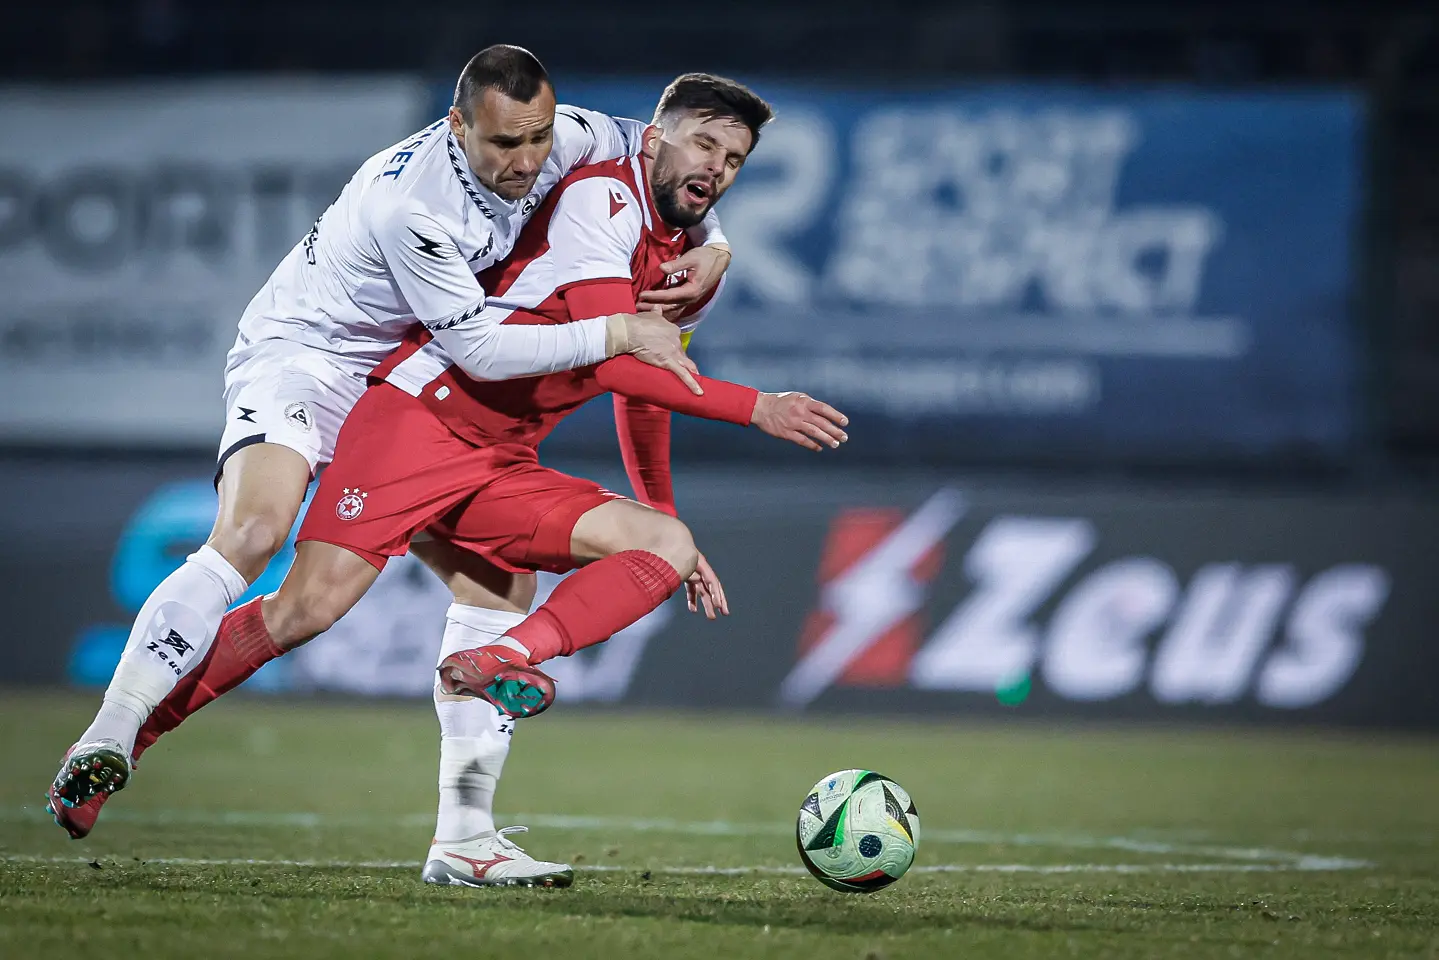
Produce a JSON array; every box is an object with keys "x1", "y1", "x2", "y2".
[{"x1": 436, "y1": 82, "x2": 1366, "y2": 463}]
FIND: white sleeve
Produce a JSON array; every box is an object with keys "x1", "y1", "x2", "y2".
[
  {"x1": 550, "y1": 177, "x2": 644, "y2": 296},
  {"x1": 374, "y1": 204, "x2": 607, "y2": 380},
  {"x1": 552, "y1": 106, "x2": 646, "y2": 171},
  {"x1": 688, "y1": 207, "x2": 728, "y2": 247},
  {"x1": 680, "y1": 274, "x2": 726, "y2": 336}
]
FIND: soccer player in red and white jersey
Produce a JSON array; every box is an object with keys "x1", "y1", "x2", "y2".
[
  {"x1": 85, "y1": 74, "x2": 847, "y2": 887},
  {"x1": 47, "y1": 47, "x2": 734, "y2": 844}
]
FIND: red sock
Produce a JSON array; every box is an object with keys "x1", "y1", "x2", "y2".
[
  {"x1": 132, "y1": 598, "x2": 284, "y2": 760},
  {"x1": 507, "y1": 550, "x2": 682, "y2": 664}
]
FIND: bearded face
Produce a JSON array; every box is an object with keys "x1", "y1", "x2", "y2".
[{"x1": 645, "y1": 113, "x2": 754, "y2": 228}]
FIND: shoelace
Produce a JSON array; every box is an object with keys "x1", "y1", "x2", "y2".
[{"x1": 493, "y1": 825, "x2": 532, "y2": 857}]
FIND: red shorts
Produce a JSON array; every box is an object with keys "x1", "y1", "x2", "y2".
[{"x1": 298, "y1": 384, "x2": 622, "y2": 573}]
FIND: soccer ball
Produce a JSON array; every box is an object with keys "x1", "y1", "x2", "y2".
[{"x1": 795, "y1": 769, "x2": 920, "y2": 892}]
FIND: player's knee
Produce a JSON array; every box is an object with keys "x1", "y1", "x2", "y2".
[
  {"x1": 640, "y1": 515, "x2": 698, "y2": 580},
  {"x1": 212, "y1": 512, "x2": 291, "y2": 573}
]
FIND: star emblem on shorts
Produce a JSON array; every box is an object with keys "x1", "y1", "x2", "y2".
[{"x1": 236, "y1": 407, "x2": 257, "y2": 423}]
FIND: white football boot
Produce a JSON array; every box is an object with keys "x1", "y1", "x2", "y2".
[{"x1": 422, "y1": 826, "x2": 574, "y2": 888}]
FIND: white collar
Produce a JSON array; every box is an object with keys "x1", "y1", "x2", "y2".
[{"x1": 446, "y1": 133, "x2": 518, "y2": 221}]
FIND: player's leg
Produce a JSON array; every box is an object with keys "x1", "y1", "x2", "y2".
[
  {"x1": 504, "y1": 497, "x2": 695, "y2": 661},
  {"x1": 417, "y1": 537, "x2": 532, "y2": 848},
  {"x1": 411, "y1": 539, "x2": 572, "y2": 888},
  {"x1": 125, "y1": 537, "x2": 384, "y2": 761},
  {"x1": 437, "y1": 486, "x2": 697, "y2": 717},
  {"x1": 47, "y1": 362, "x2": 332, "y2": 834},
  {"x1": 66, "y1": 446, "x2": 302, "y2": 753},
  {"x1": 47, "y1": 345, "x2": 357, "y2": 832},
  {"x1": 133, "y1": 385, "x2": 485, "y2": 761}
]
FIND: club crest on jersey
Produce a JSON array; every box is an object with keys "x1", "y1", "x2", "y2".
[
  {"x1": 284, "y1": 402, "x2": 314, "y2": 433},
  {"x1": 521, "y1": 194, "x2": 540, "y2": 217},
  {"x1": 336, "y1": 487, "x2": 368, "y2": 521}
]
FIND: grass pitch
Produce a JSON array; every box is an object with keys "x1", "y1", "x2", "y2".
[{"x1": 1, "y1": 692, "x2": 1437, "y2": 959}]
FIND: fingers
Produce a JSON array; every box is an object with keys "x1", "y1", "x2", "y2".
[
  {"x1": 800, "y1": 418, "x2": 845, "y2": 449},
  {"x1": 785, "y1": 430, "x2": 825, "y2": 452},
  {"x1": 700, "y1": 560, "x2": 726, "y2": 617},
  {"x1": 637, "y1": 281, "x2": 699, "y2": 306},
  {"x1": 685, "y1": 577, "x2": 717, "y2": 619},
  {"x1": 687, "y1": 556, "x2": 728, "y2": 619},
  {"x1": 659, "y1": 249, "x2": 701, "y2": 275},
  {"x1": 802, "y1": 404, "x2": 848, "y2": 446},
  {"x1": 781, "y1": 398, "x2": 848, "y2": 451},
  {"x1": 808, "y1": 399, "x2": 849, "y2": 429},
  {"x1": 665, "y1": 356, "x2": 704, "y2": 395},
  {"x1": 708, "y1": 569, "x2": 729, "y2": 616}
]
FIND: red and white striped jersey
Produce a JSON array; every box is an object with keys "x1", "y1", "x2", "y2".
[{"x1": 372, "y1": 154, "x2": 722, "y2": 449}]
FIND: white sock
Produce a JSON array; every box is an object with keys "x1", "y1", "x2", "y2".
[
  {"x1": 80, "y1": 545, "x2": 248, "y2": 754},
  {"x1": 433, "y1": 603, "x2": 525, "y2": 844}
]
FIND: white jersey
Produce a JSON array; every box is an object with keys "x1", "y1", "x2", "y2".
[{"x1": 233, "y1": 106, "x2": 725, "y2": 382}]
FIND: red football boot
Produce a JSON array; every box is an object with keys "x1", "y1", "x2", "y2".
[
  {"x1": 46, "y1": 741, "x2": 132, "y2": 839},
  {"x1": 436, "y1": 644, "x2": 556, "y2": 718}
]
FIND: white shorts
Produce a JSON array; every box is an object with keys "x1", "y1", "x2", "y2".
[{"x1": 216, "y1": 339, "x2": 372, "y2": 484}]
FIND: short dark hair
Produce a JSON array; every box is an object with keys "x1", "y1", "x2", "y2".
[
  {"x1": 453, "y1": 45, "x2": 551, "y2": 122},
  {"x1": 653, "y1": 73, "x2": 774, "y2": 153}
]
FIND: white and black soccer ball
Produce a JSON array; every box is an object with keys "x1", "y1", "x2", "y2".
[{"x1": 796, "y1": 769, "x2": 920, "y2": 892}]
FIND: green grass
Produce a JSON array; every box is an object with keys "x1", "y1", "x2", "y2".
[{"x1": 2, "y1": 691, "x2": 1437, "y2": 959}]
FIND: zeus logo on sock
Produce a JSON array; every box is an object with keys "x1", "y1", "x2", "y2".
[
  {"x1": 156, "y1": 630, "x2": 193, "y2": 656},
  {"x1": 147, "y1": 629, "x2": 194, "y2": 677}
]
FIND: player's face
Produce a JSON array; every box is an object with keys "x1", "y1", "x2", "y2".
[
  {"x1": 448, "y1": 85, "x2": 557, "y2": 201},
  {"x1": 645, "y1": 113, "x2": 754, "y2": 228}
]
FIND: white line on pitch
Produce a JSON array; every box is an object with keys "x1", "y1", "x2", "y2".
[
  {"x1": 0, "y1": 855, "x2": 1369, "y2": 873},
  {"x1": 0, "y1": 807, "x2": 1369, "y2": 869}
]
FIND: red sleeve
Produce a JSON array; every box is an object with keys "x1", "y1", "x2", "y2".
[
  {"x1": 561, "y1": 279, "x2": 636, "y2": 322},
  {"x1": 614, "y1": 395, "x2": 675, "y2": 516},
  {"x1": 564, "y1": 280, "x2": 683, "y2": 514},
  {"x1": 593, "y1": 356, "x2": 757, "y2": 426},
  {"x1": 562, "y1": 282, "x2": 743, "y2": 414}
]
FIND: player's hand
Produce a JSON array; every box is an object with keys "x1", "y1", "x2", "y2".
[
  {"x1": 637, "y1": 244, "x2": 730, "y2": 320},
  {"x1": 686, "y1": 551, "x2": 729, "y2": 620},
  {"x1": 750, "y1": 392, "x2": 849, "y2": 452},
  {"x1": 606, "y1": 312, "x2": 703, "y2": 395}
]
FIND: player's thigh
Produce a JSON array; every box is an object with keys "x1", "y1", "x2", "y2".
[
  {"x1": 213, "y1": 344, "x2": 368, "y2": 575},
  {"x1": 209, "y1": 443, "x2": 311, "y2": 580},
  {"x1": 264, "y1": 540, "x2": 382, "y2": 650},
  {"x1": 410, "y1": 537, "x2": 537, "y2": 615},
  {"x1": 569, "y1": 498, "x2": 697, "y2": 574},
  {"x1": 217, "y1": 342, "x2": 366, "y2": 479},
  {"x1": 429, "y1": 459, "x2": 621, "y2": 576}
]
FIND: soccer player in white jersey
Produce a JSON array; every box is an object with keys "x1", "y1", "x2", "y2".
[{"x1": 47, "y1": 46, "x2": 733, "y2": 865}]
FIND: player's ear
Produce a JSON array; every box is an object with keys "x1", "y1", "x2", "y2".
[
  {"x1": 640, "y1": 124, "x2": 662, "y2": 160},
  {"x1": 447, "y1": 106, "x2": 467, "y2": 136}
]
